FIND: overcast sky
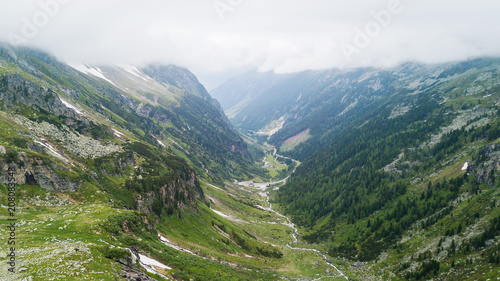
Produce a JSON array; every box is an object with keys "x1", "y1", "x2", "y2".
[{"x1": 1, "y1": 0, "x2": 500, "y2": 89}]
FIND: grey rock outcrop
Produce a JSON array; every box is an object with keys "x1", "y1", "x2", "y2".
[
  {"x1": 0, "y1": 155, "x2": 80, "y2": 192},
  {"x1": 136, "y1": 170, "x2": 204, "y2": 216},
  {"x1": 15, "y1": 115, "x2": 122, "y2": 159},
  {"x1": 0, "y1": 74, "x2": 81, "y2": 120},
  {"x1": 471, "y1": 143, "x2": 499, "y2": 187}
]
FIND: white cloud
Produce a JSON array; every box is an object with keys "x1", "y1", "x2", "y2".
[{"x1": 1, "y1": 0, "x2": 500, "y2": 80}]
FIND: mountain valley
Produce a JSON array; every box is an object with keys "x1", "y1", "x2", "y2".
[{"x1": 0, "y1": 43, "x2": 499, "y2": 281}]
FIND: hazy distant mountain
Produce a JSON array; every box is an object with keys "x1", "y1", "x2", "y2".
[{"x1": 210, "y1": 71, "x2": 294, "y2": 116}]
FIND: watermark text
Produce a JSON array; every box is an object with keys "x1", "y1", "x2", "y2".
[
  {"x1": 213, "y1": 0, "x2": 244, "y2": 21},
  {"x1": 339, "y1": 0, "x2": 404, "y2": 62},
  {"x1": 6, "y1": 166, "x2": 17, "y2": 274},
  {"x1": 8, "y1": 0, "x2": 70, "y2": 45}
]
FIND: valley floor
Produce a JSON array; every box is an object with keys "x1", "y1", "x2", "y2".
[{"x1": 158, "y1": 147, "x2": 352, "y2": 280}]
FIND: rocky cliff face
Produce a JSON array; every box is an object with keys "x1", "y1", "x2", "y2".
[
  {"x1": 136, "y1": 170, "x2": 204, "y2": 216},
  {"x1": 0, "y1": 74, "x2": 81, "y2": 120},
  {"x1": 0, "y1": 154, "x2": 80, "y2": 192},
  {"x1": 471, "y1": 143, "x2": 500, "y2": 187}
]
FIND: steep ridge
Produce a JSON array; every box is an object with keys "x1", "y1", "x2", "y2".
[
  {"x1": 4, "y1": 44, "x2": 256, "y2": 182},
  {"x1": 0, "y1": 45, "x2": 284, "y2": 280},
  {"x1": 0, "y1": 44, "x2": 222, "y2": 219}
]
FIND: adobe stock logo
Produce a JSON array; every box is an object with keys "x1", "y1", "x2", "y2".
[
  {"x1": 8, "y1": 0, "x2": 70, "y2": 45},
  {"x1": 339, "y1": 0, "x2": 404, "y2": 62},
  {"x1": 213, "y1": 0, "x2": 244, "y2": 21}
]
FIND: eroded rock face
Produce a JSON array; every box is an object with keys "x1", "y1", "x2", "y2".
[
  {"x1": 0, "y1": 155, "x2": 80, "y2": 192},
  {"x1": 471, "y1": 143, "x2": 500, "y2": 187},
  {"x1": 135, "y1": 103, "x2": 172, "y2": 124},
  {"x1": 160, "y1": 171, "x2": 200, "y2": 206},
  {"x1": 121, "y1": 267, "x2": 157, "y2": 281},
  {"x1": 0, "y1": 74, "x2": 81, "y2": 120},
  {"x1": 228, "y1": 142, "x2": 249, "y2": 157},
  {"x1": 136, "y1": 170, "x2": 204, "y2": 216}
]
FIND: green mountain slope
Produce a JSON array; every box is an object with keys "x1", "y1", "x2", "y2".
[
  {"x1": 0, "y1": 45, "x2": 284, "y2": 281},
  {"x1": 2, "y1": 42, "x2": 500, "y2": 280},
  {"x1": 214, "y1": 58, "x2": 500, "y2": 279},
  {"x1": 264, "y1": 59, "x2": 500, "y2": 279}
]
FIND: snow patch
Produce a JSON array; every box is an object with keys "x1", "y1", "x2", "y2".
[
  {"x1": 461, "y1": 162, "x2": 468, "y2": 171},
  {"x1": 126, "y1": 249, "x2": 170, "y2": 280},
  {"x1": 158, "y1": 235, "x2": 199, "y2": 257},
  {"x1": 117, "y1": 64, "x2": 150, "y2": 81},
  {"x1": 138, "y1": 253, "x2": 172, "y2": 270},
  {"x1": 296, "y1": 93, "x2": 302, "y2": 102},
  {"x1": 35, "y1": 139, "x2": 69, "y2": 163},
  {"x1": 153, "y1": 136, "x2": 166, "y2": 147},
  {"x1": 68, "y1": 63, "x2": 116, "y2": 86},
  {"x1": 212, "y1": 209, "x2": 231, "y2": 219},
  {"x1": 112, "y1": 129, "x2": 126, "y2": 139},
  {"x1": 60, "y1": 98, "x2": 83, "y2": 115},
  {"x1": 157, "y1": 140, "x2": 166, "y2": 147}
]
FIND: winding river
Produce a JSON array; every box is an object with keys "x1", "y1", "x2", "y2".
[
  {"x1": 253, "y1": 147, "x2": 348, "y2": 280},
  {"x1": 136, "y1": 146, "x2": 348, "y2": 280}
]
